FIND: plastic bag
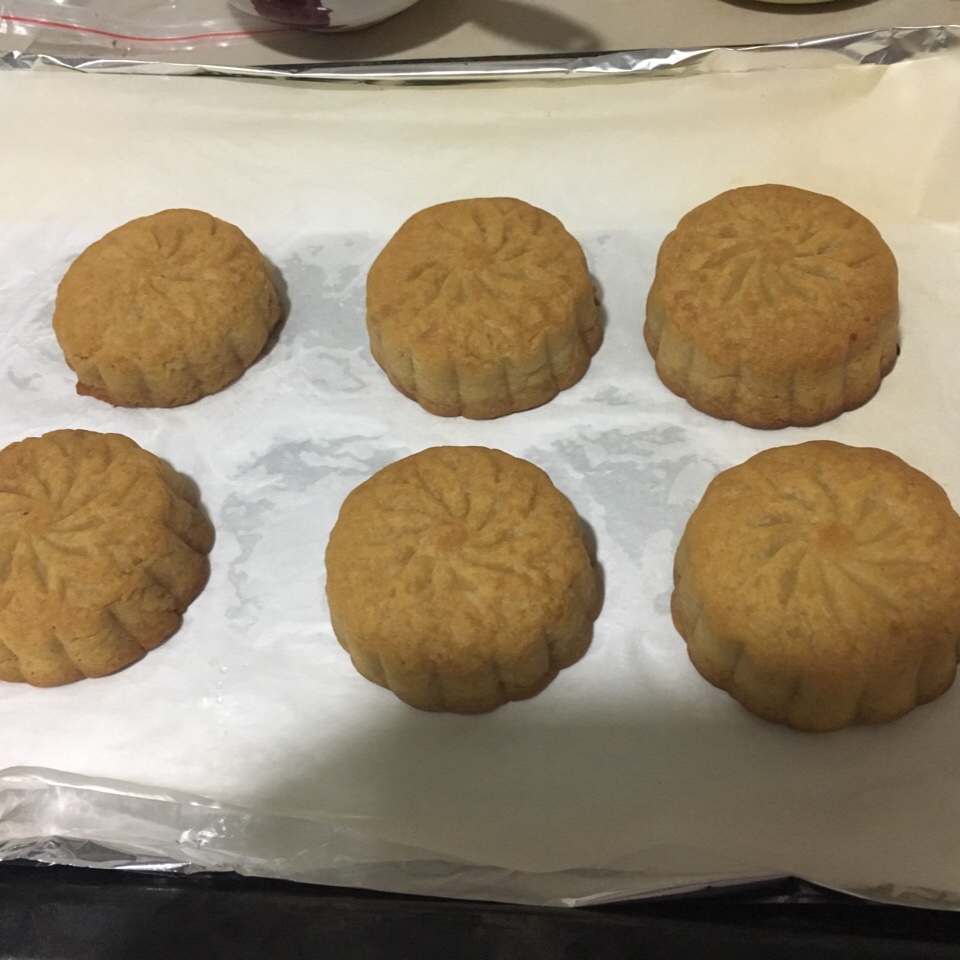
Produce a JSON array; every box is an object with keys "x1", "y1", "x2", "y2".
[{"x1": 0, "y1": 0, "x2": 286, "y2": 52}]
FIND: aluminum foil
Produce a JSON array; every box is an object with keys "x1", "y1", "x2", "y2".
[
  {"x1": 0, "y1": 768, "x2": 783, "y2": 907},
  {"x1": 0, "y1": 768, "x2": 945, "y2": 907},
  {"x1": 0, "y1": 24, "x2": 958, "y2": 82},
  {"x1": 0, "y1": 767, "x2": 944, "y2": 910}
]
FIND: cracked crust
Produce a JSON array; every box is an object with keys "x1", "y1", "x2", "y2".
[
  {"x1": 53, "y1": 209, "x2": 282, "y2": 408},
  {"x1": 0, "y1": 430, "x2": 214, "y2": 686},
  {"x1": 672, "y1": 441, "x2": 960, "y2": 731},
  {"x1": 644, "y1": 185, "x2": 899, "y2": 428},
  {"x1": 324, "y1": 446, "x2": 602, "y2": 712},
  {"x1": 366, "y1": 198, "x2": 602, "y2": 420}
]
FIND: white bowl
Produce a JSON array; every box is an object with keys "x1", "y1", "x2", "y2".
[{"x1": 230, "y1": 0, "x2": 422, "y2": 31}]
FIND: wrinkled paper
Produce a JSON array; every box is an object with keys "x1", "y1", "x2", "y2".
[{"x1": 2, "y1": 52, "x2": 960, "y2": 907}]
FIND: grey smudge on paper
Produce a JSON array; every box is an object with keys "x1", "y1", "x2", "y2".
[
  {"x1": 533, "y1": 425, "x2": 722, "y2": 566},
  {"x1": 268, "y1": 243, "x2": 386, "y2": 395},
  {"x1": 279, "y1": 245, "x2": 375, "y2": 353},
  {"x1": 221, "y1": 495, "x2": 273, "y2": 629},
  {"x1": 8, "y1": 370, "x2": 40, "y2": 391},
  {"x1": 529, "y1": 425, "x2": 724, "y2": 640},
  {"x1": 233, "y1": 435, "x2": 396, "y2": 493},
  {"x1": 306, "y1": 352, "x2": 370, "y2": 394},
  {"x1": 654, "y1": 590, "x2": 673, "y2": 615},
  {"x1": 589, "y1": 385, "x2": 641, "y2": 407},
  {"x1": 219, "y1": 435, "x2": 401, "y2": 629}
]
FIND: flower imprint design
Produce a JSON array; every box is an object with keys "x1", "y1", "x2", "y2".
[
  {"x1": 645, "y1": 185, "x2": 899, "y2": 428},
  {"x1": 370, "y1": 198, "x2": 595, "y2": 355},
  {"x1": 672, "y1": 441, "x2": 960, "y2": 731},
  {"x1": 53, "y1": 209, "x2": 281, "y2": 408},
  {"x1": 325, "y1": 446, "x2": 601, "y2": 712},
  {"x1": 0, "y1": 430, "x2": 214, "y2": 686},
  {"x1": 366, "y1": 198, "x2": 601, "y2": 419}
]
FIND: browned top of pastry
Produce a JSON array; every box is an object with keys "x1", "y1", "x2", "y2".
[
  {"x1": 325, "y1": 446, "x2": 593, "y2": 670},
  {"x1": 0, "y1": 430, "x2": 214, "y2": 685},
  {"x1": 53, "y1": 209, "x2": 280, "y2": 404},
  {"x1": 650, "y1": 185, "x2": 898, "y2": 373},
  {"x1": 680, "y1": 440, "x2": 960, "y2": 681},
  {"x1": 366, "y1": 198, "x2": 593, "y2": 367}
]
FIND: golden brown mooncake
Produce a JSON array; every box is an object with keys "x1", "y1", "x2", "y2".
[
  {"x1": 672, "y1": 441, "x2": 960, "y2": 732},
  {"x1": 366, "y1": 198, "x2": 602, "y2": 420},
  {"x1": 645, "y1": 185, "x2": 899, "y2": 429},
  {"x1": 325, "y1": 446, "x2": 601, "y2": 713},
  {"x1": 0, "y1": 430, "x2": 214, "y2": 686},
  {"x1": 53, "y1": 209, "x2": 282, "y2": 408}
]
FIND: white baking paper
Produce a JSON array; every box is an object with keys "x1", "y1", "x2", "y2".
[{"x1": 3, "y1": 54, "x2": 960, "y2": 907}]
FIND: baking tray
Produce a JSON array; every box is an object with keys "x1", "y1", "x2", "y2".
[
  {"x1": 4, "y1": 863, "x2": 960, "y2": 960},
  {"x1": 0, "y1": 33, "x2": 960, "y2": 907}
]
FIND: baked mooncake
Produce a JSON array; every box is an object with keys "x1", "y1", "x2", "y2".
[
  {"x1": 672, "y1": 441, "x2": 960, "y2": 732},
  {"x1": 53, "y1": 209, "x2": 282, "y2": 407},
  {"x1": 0, "y1": 430, "x2": 214, "y2": 686},
  {"x1": 645, "y1": 185, "x2": 899, "y2": 428},
  {"x1": 325, "y1": 446, "x2": 602, "y2": 712},
  {"x1": 366, "y1": 198, "x2": 602, "y2": 419}
]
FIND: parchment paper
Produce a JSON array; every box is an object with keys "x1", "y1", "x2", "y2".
[{"x1": 3, "y1": 53, "x2": 960, "y2": 906}]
